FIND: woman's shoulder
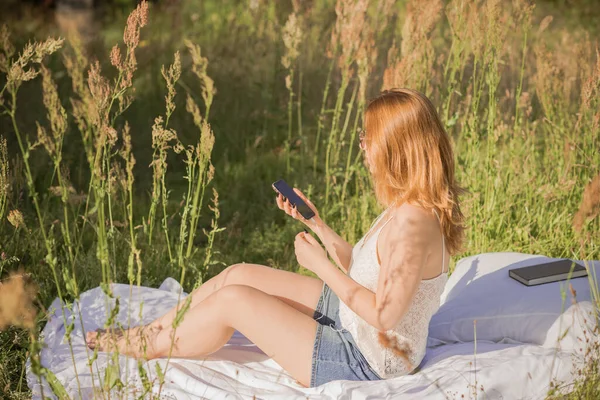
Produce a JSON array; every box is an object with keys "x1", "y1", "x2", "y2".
[
  {"x1": 375, "y1": 202, "x2": 436, "y2": 272},
  {"x1": 390, "y1": 201, "x2": 438, "y2": 225},
  {"x1": 379, "y1": 202, "x2": 439, "y2": 247}
]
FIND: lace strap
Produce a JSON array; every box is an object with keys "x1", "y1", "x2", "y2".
[
  {"x1": 378, "y1": 213, "x2": 395, "y2": 233},
  {"x1": 362, "y1": 201, "x2": 398, "y2": 246}
]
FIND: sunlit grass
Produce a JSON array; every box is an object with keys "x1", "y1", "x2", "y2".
[{"x1": 0, "y1": 0, "x2": 598, "y2": 398}]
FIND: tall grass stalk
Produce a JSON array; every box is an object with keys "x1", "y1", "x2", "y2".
[
  {"x1": 183, "y1": 39, "x2": 216, "y2": 267},
  {"x1": 0, "y1": 136, "x2": 8, "y2": 222},
  {"x1": 312, "y1": 57, "x2": 336, "y2": 177},
  {"x1": 513, "y1": 1, "x2": 534, "y2": 133},
  {"x1": 324, "y1": 72, "x2": 349, "y2": 206},
  {"x1": 282, "y1": 11, "x2": 302, "y2": 174},
  {"x1": 340, "y1": 92, "x2": 363, "y2": 204},
  {"x1": 0, "y1": 35, "x2": 86, "y2": 398}
]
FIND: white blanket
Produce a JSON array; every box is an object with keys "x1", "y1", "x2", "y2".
[{"x1": 27, "y1": 253, "x2": 598, "y2": 399}]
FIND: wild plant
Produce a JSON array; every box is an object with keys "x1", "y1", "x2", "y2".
[
  {"x1": 0, "y1": 136, "x2": 8, "y2": 222},
  {"x1": 323, "y1": 0, "x2": 369, "y2": 207},
  {"x1": 0, "y1": 24, "x2": 88, "y2": 397},
  {"x1": 146, "y1": 51, "x2": 180, "y2": 254},
  {"x1": 0, "y1": 0, "x2": 223, "y2": 395},
  {"x1": 180, "y1": 39, "x2": 216, "y2": 277},
  {"x1": 282, "y1": 7, "x2": 303, "y2": 174},
  {"x1": 0, "y1": 0, "x2": 598, "y2": 397},
  {"x1": 382, "y1": 0, "x2": 443, "y2": 94}
]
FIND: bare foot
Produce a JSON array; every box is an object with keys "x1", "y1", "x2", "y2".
[
  {"x1": 85, "y1": 325, "x2": 160, "y2": 359},
  {"x1": 85, "y1": 327, "x2": 119, "y2": 350}
]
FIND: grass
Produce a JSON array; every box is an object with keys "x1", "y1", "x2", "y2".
[{"x1": 0, "y1": 0, "x2": 598, "y2": 398}]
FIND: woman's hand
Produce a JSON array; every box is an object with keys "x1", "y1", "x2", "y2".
[
  {"x1": 275, "y1": 188, "x2": 322, "y2": 231},
  {"x1": 294, "y1": 231, "x2": 328, "y2": 275}
]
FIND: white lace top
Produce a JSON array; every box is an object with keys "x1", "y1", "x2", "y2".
[{"x1": 338, "y1": 205, "x2": 448, "y2": 379}]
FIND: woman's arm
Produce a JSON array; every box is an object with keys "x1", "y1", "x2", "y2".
[
  {"x1": 373, "y1": 208, "x2": 430, "y2": 330},
  {"x1": 321, "y1": 208, "x2": 430, "y2": 332},
  {"x1": 317, "y1": 259, "x2": 385, "y2": 330},
  {"x1": 311, "y1": 218, "x2": 353, "y2": 274},
  {"x1": 294, "y1": 232, "x2": 386, "y2": 330},
  {"x1": 276, "y1": 188, "x2": 354, "y2": 273}
]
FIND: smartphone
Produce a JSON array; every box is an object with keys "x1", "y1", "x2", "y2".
[{"x1": 272, "y1": 179, "x2": 316, "y2": 220}]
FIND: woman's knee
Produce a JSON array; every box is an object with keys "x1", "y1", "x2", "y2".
[
  {"x1": 212, "y1": 284, "x2": 254, "y2": 312},
  {"x1": 208, "y1": 284, "x2": 257, "y2": 327},
  {"x1": 190, "y1": 263, "x2": 253, "y2": 300},
  {"x1": 219, "y1": 262, "x2": 255, "y2": 286}
]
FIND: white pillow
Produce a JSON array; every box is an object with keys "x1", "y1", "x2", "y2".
[
  {"x1": 427, "y1": 252, "x2": 600, "y2": 347},
  {"x1": 543, "y1": 300, "x2": 598, "y2": 355}
]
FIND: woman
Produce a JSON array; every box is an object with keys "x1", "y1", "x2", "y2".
[{"x1": 86, "y1": 88, "x2": 466, "y2": 388}]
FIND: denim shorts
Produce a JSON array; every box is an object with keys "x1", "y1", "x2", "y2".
[{"x1": 310, "y1": 281, "x2": 383, "y2": 387}]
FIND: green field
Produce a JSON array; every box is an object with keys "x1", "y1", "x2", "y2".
[{"x1": 0, "y1": 0, "x2": 598, "y2": 398}]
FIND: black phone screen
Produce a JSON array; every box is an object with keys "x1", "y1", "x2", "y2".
[{"x1": 272, "y1": 179, "x2": 316, "y2": 220}]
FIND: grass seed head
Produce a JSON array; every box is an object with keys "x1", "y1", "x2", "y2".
[
  {"x1": 330, "y1": 0, "x2": 369, "y2": 72},
  {"x1": 573, "y1": 174, "x2": 600, "y2": 233},
  {"x1": 32, "y1": 38, "x2": 64, "y2": 64},
  {"x1": 87, "y1": 60, "x2": 111, "y2": 123},
  {"x1": 110, "y1": 44, "x2": 123, "y2": 70},
  {"x1": 0, "y1": 270, "x2": 37, "y2": 331},
  {"x1": 538, "y1": 15, "x2": 553, "y2": 34},
  {"x1": 383, "y1": 0, "x2": 442, "y2": 90},
  {"x1": 161, "y1": 51, "x2": 181, "y2": 117},
  {"x1": 282, "y1": 12, "x2": 303, "y2": 72},
  {"x1": 63, "y1": 31, "x2": 89, "y2": 98},
  {"x1": 7, "y1": 209, "x2": 25, "y2": 230},
  {"x1": 124, "y1": 1, "x2": 149, "y2": 48},
  {"x1": 199, "y1": 120, "x2": 215, "y2": 160},
  {"x1": 581, "y1": 48, "x2": 600, "y2": 111},
  {"x1": 0, "y1": 25, "x2": 14, "y2": 57},
  {"x1": 0, "y1": 25, "x2": 15, "y2": 73},
  {"x1": 356, "y1": 25, "x2": 376, "y2": 101},
  {"x1": 40, "y1": 65, "x2": 67, "y2": 145},
  {"x1": 36, "y1": 123, "x2": 55, "y2": 156},
  {"x1": 185, "y1": 40, "x2": 216, "y2": 111}
]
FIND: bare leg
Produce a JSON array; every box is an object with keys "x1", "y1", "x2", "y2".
[
  {"x1": 87, "y1": 325, "x2": 160, "y2": 360},
  {"x1": 86, "y1": 284, "x2": 319, "y2": 387},
  {"x1": 147, "y1": 263, "x2": 322, "y2": 332}
]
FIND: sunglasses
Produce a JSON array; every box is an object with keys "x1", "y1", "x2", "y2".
[{"x1": 358, "y1": 128, "x2": 366, "y2": 150}]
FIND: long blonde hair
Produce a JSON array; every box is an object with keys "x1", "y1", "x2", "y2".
[{"x1": 364, "y1": 88, "x2": 467, "y2": 256}]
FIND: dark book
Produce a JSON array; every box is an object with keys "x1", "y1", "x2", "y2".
[{"x1": 509, "y1": 259, "x2": 588, "y2": 286}]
